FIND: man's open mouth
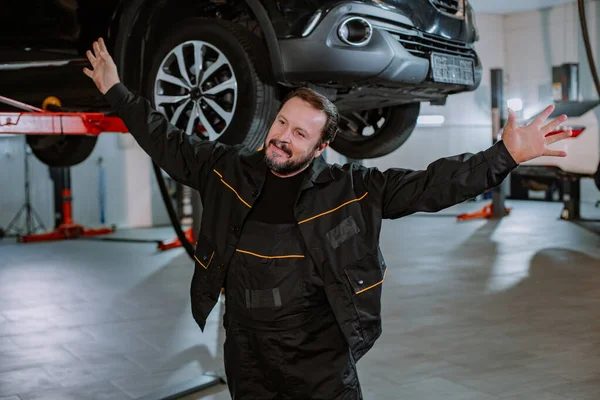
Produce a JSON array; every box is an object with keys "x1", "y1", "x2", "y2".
[{"x1": 269, "y1": 142, "x2": 291, "y2": 157}]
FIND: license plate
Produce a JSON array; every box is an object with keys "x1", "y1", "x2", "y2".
[{"x1": 430, "y1": 52, "x2": 474, "y2": 85}]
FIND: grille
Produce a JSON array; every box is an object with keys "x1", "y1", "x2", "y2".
[
  {"x1": 431, "y1": 0, "x2": 462, "y2": 15},
  {"x1": 389, "y1": 29, "x2": 475, "y2": 60}
]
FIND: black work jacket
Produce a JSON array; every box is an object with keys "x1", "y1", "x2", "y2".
[{"x1": 106, "y1": 83, "x2": 518, "y2": 361}]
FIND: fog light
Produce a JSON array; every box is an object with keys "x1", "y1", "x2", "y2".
[{"x1": 338, "y1": 17, "x2": 372, "y2": 47}]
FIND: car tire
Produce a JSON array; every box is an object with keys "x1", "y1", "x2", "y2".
[
  {"x1": 143, "y1": 18, "x2": 278, "y2": 150},
  {"x1": 330, "y1": 103, "x2": 421, "y2": 159},
  {"x1": 26, "y1": 134, "x2": 98, "y2": 168}
]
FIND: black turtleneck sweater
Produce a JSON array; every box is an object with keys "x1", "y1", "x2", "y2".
[{"x1": 246, "y1": 170, "x2": 307, "y2": 224}]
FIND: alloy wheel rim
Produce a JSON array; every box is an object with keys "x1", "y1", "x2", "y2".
[
  {"x1": 153, "y1": 40, "x2": 238, "y2": 141},
  {"x1": 338, "y1": 108, "x2": 391, "y2": 141}
]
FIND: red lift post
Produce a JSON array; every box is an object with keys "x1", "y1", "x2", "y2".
[{"x1": 20, "y1": 170, "x2": 116, "y2": 243}]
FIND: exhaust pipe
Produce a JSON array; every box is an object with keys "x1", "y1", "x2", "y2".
[{"x1": 338, "y1": 17, "x2": 373, "y2": 47}]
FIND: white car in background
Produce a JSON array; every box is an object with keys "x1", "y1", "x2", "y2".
[{"x1": 511, "y1": 100, "x2": 600, "y2": 192}]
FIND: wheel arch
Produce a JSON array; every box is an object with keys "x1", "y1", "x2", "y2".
[{"x1": 109, "y1": 0, "x2": 286, "y2": 92}]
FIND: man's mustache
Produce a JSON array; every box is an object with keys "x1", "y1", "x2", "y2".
[{"x1": 269, "y1": 139, "x2": 292, "y2": 156}]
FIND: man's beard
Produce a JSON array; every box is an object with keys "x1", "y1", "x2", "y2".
[{"x1": 264, "y1": 139, "x2": 315, "y2": 175}]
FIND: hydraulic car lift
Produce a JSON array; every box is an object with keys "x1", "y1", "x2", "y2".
[
  {"x1": 0, "y1": 94, "x2": 195, "y2": 249},
  {"x1": 0, "y1": 95, "x2": 127, "y2": 242}
]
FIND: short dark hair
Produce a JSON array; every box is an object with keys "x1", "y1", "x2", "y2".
[{"x1": 280, "y1": 87, "x2": 339, "y2": 145}]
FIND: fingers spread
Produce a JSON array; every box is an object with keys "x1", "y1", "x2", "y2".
[
  {"x1": 86, "y1": 50, "x2": 96, "y2": 65},
  {"x1": 542, "y1": 114, "x2": 568, "y2": 134},
  {"x1": 93, "y1": 41, "x2": 101, "y2": 57},
  {"x1": 83, "y1": 67, "x2": 93, "y2": 78},
  {"x1": 546, "y1": 128, "x2": 572, "y2": 145},
  {"x1": 543, "y1": 149, "x2": 567, "y2": 157},
  {"x1": 532, "y1": 104, "x2": 555, "y2": 127},
  {"x1": 98, "y1": 37, "x2": 108, "y2": 53}
]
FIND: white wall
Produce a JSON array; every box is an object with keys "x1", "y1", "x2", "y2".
[
  {"x1": 503, "y1": 3, "x2": 579, "y2": 115},
  {"x1": 363, "y1": 13, "x2": 506, "y2": 173},
  {"x1": 0, "y1": 136, "x2": 54, "y2": 232}
]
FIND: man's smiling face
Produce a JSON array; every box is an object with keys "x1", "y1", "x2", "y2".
[{"x1": 264, "y1": 96, "x2": 329, "y2": 177}]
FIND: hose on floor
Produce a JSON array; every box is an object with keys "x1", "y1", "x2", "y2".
[{"x1": 152, "y1": 162, "x2": 195, "y2": 259}]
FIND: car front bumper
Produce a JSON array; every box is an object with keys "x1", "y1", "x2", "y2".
[{"x1": 277, "y1": 1, "x2": 482, "y2": 92}]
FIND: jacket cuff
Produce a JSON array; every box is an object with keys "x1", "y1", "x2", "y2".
[
  {"x1": 483, "y1": 140, "x2": 519, "y2": 176},
  {"x1": 104, "y1": 82, "x2": 130, "y2": 110}
]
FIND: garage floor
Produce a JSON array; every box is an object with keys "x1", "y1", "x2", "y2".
[{"x1": 1, "y1": 200, "x2": 600, "y2": 400}]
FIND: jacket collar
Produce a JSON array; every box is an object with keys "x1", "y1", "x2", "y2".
[{"x1": 308, "y1": 153, "x2": 334, "y2": 184}]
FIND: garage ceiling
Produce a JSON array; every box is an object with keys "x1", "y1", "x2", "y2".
[{"x1": 469, "y1": 0, "x2": 575, "y2": 14}]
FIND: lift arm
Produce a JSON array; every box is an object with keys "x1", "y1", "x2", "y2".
[{"x1": 0, "y1": 95, "x2": 128, "y2": 135}]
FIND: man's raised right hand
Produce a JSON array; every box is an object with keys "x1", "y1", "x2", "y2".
[{"x1": 83, "y1": 37, "x2": 121, "y2": 95}]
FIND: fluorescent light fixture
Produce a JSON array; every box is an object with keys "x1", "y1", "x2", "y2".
[
  {"x1": 507, "y1": 98, "x2": 523, "y2": 111},
  {"x1": 417, "y1": 115, "x2": 445, "y2": 125}
]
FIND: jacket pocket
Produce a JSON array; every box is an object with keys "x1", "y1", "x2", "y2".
[
  {"x1": 190, "y1": 236, "x2": 225, "y2": 329},
  {"x1": 194, "y1": 237, "x2": 218, "y2": 270},
  {"x1": 191, "y1": 236, "x2": 226, "y2": 301},
  {"x1": 343, "y1": 251, "x2": 386, "y2": 352},
  {"x1": 344, "y1": 252, "x2": 386, "y2": 295}
]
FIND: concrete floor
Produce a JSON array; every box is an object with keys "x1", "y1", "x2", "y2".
[{"x1": 1, "y1": 200, "x2": 600, "y2": 400}]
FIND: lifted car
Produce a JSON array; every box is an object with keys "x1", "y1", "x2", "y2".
[{"x1": 0, "y1": 0, "x2": 482, "y2": 166}]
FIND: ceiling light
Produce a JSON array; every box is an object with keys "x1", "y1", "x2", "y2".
[
  {"x1": 417, "y1": 115, "x2": 445, "y2": 125},
  {"x1": 507, "y1": 98, "x2": 523, "y2": 111}
]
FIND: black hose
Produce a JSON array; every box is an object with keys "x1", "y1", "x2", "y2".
[
  {"x1": 152, "y1": 162, "x2": 195, "y2": 259},
  {"x1": 578, "y1": 0, "x2": 600, "y2": 97}
]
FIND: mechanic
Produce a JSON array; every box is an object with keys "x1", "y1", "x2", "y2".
[{"x1": 84, "y1": 38, "x2": 573, "y2": 399}]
